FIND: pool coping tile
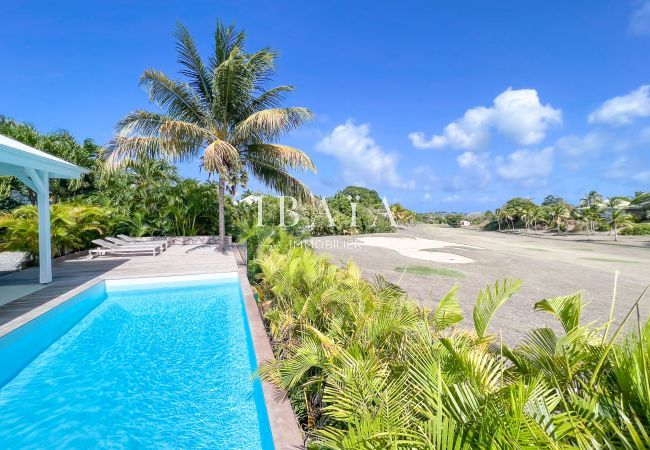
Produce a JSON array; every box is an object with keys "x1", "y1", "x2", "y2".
[{"x1": 234, "y1": 250, "x2": 305, "y2": 450}]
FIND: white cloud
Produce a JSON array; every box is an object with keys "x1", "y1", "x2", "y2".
[
  {"x1": 630, "y1": 1, "x2": 650, "y2": 35},
  {"x1": 316, "y1": 119, "x2": 412, "y2": 189},
  {"x1": 442, "y1": 151, "x2": 491, "y2": 193},
  {"x1": 457, "y1": 151, "x2": 491, "y2": 185},
  {"x1": 555, "y1": 132, "x2": 605, "y2": 158},
  {"x1": 588, "y1": 85, "x2": 650, "y2": 126},
  {"x1": 442, "y1": 194, "x2": 459, "y2": 203},
  {"x1": 423, "y1": 192, "x2": 432, "y2": 201},
  {"x1": 409, "y1": 133, "x2": 448, "y2": 149},
  {"x1": 409, "y1": 88, "x2": 562, "y2": 150},
  {"x1": 496, "y1": 147, "x2": 554, "y2": 182}
]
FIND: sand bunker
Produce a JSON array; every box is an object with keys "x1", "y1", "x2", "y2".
[{"x1": 355, "y1": 236, "x2": 481, "y2": 264}]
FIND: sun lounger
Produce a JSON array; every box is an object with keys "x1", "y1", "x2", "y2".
[
  {"x1": 105, "y1": 236, "x2": 168, "y2": 250},
  {"x1": 117, "y1": 234, "x2": 172, "y2": 247},
  {"x1": 89, "y1": 239, "x2": 163, "y2": 259}
]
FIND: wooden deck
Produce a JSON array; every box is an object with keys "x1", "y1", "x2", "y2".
[{"x1": 0, "y1": 244, "x2": 238, "y2": 336}]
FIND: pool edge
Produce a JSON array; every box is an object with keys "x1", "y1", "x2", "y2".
[
  {"x1": 0, "y1": 277, "x2": 106, "y2": 339},
  {"x1": 234, "y1": 251, "x2": 305, "y2": 450},
  {"x1": 0, "y1": 264, "x2": 304, "y2": 449}
]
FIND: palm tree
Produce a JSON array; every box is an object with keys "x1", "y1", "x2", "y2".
[
  {"x1": 581, "y1": 191, "x2": 604, "y2": 235},
  {"x1": 529, "y1": 206, "x2": 544, "y2": 233},
  {"x1": 106, "y1": 22, "x2": 316, "y2": 250},
  {"x1": 609, "y1": 208, "x2": 633, "y2": 241},
  {"x1": 519, "y1": 204, "x2": 536, "y2": 232},
  {"x1": 581, "y1": 204, "x2": 602, "y2": 235},
  {"x1": 548, "y1": 202, "x2": 570, "y2": 234},
  {"x1": 494, "y1": 208, "x2": 503, "y2": 231},
  {"x1": 604, "y1": 197, "x2": 633, "y2": 241},
  {"x1": 504, "y1": 207, "x2": 515, "y2": 230}
]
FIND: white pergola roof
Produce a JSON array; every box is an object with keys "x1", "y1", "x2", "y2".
[
  {"x1": 0, "y1": 133, "x2": 89, "y2": 283},
  {"x1": 0, "y1": 134, "x2": 88, "y2": 179}
]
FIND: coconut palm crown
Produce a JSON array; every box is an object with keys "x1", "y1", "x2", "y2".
[{"x1": 106, "y1": 21, "x2": 316, "y2": 249}]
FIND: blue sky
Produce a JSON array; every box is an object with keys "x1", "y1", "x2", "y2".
[{"x1": 1, "y1": 1, "x2": 649, "y2": 212}]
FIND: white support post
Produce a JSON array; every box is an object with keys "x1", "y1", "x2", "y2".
[{"x1": 28, "y1": 169, "x2": 52, "y2": 283}]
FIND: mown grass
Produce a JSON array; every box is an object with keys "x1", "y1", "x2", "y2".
[{"x1": 395, "y1": 265, "x2": 465, "y2": 278}]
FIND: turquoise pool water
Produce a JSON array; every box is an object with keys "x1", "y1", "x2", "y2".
[{"x1": 0, "y1": 276, "x2": 273, "y2": 449}]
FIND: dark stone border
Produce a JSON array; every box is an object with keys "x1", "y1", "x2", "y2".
[{"x1": 234, "y1": 250, "x2": 305, "y2": 450}]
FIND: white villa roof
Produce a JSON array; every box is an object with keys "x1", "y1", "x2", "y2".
[{"x1": 0, "y1": 133, "x2": 89, "y2": 179}]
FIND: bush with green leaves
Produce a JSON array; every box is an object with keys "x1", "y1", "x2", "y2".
[
  {"x1": 0, "y1": 203, "x2": 111, "y2": 259},
  {"x1": 254, "y1": 232, "x2": 650, "y2": 449},
  {"x1": 446, "y1": 213, "x2": 465, "y2": 228},
  {"x1": 620, "y1": 223, "x2": 650, "y2": 235}
]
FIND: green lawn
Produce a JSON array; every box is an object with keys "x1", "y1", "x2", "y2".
[{"x1": 395, "y1": 266, "x2": 465, "y2": 278}]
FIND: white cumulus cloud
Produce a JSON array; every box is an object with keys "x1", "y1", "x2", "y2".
[
  {"x1": 316, "y1": 119, "x2": 412, "y2": 189},
  {"x1": 588, "y1": 85, "x2": 650, "y2": 126},
  {"x1": 409, "y1": 88, "x2": 562, "y2": 150},
  {"x1": 496, "y1": 147, "x2": 554, "y2": 181}
]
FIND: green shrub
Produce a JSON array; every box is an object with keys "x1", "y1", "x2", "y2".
[
  {"x1": 0, "y1": 203, "x2": 111, "y2": 259},
  {"x1": 446, "y1": 213, "x2": 465, "y2": 228},
  {"x1": 620, "y1": 223, "x2": 650, "y2": 235},
  {"x1": 254, "y1": 236, "x2": 650, "y2": 449},
  {"x1": 596, "y1": 222, "x2": 611, "y2": 232}
]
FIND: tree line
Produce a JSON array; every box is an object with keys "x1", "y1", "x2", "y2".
[{"x1": 490, "y1": 192, "x2": 649, "y2": 240}]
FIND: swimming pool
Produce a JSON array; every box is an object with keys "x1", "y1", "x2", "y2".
[{"x1": 0, "y1": 274, "x2": 274, "y2": 449}]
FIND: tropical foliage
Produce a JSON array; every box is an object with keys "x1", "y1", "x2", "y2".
[
  {"x1": 621, "y1": 223, "x2": 650, "y2": 235},
  {"x1": 0, "y1": 203, "x2": 110, "y2": 259},
  {"x1": 254, "y1": 232, "x2": 650, "y2": 449},
  {"x1": 0, "y1": 115, "x2": 102, "y2": 207},
  {"x1": 233, "y1": 186, "x2": 399, "y2": 237}
]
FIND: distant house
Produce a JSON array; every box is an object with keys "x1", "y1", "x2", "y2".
[{"x1": 460, "y1": 220, "x2": 471, "y2": 227}]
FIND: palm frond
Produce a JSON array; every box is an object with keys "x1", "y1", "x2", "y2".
[
  {"x1": 234, "y1": 107, "x2": 314, "y2": 142},
  {"x1": 433, "y1": 285, "x2": 463, "y2": 331},
  {"x1": 174, "y1": 23, "x2": 214, "y2": 105},
  {"x1": 534, "y1": 292, "x2": 583, "y2": 333},
  {"x1": 140, "y1": 69, "x2": 209, "y2": 123},
  {"x1": 249, "y1": 85, "x2": 294, "y2": 112},
  {"x1": 245, "y1": 155, "x2": 313, "y2": 201},
  {"x1": 473, "y1": 278, "x2": 522, "y2": 339},
  {"x1": 210, "y1": 20, "x2": 246, "y2": 71},
  {"x1": 105, "y1": 135, "x2": 201, "y2": 170},
  {"x1": 245, "y1": 143, "x2": 316, "y2": 171}
]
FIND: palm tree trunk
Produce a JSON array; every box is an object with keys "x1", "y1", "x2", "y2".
[
  {"x1": 218, "y1": 177, "x2": 226, "y2": 252},
  {"x1": 613, "y1": 224, "x2": 618, "y2": 241}
]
